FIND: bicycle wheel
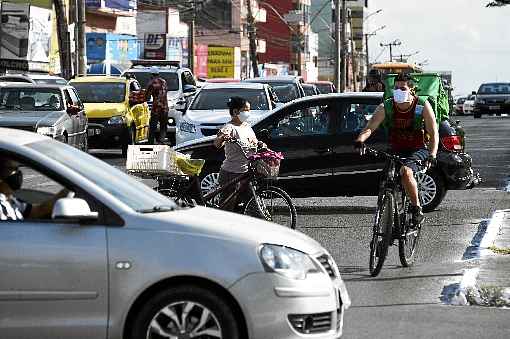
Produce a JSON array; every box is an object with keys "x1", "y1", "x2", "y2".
[
  {"x1": 244, "y1": 186, "x2": 297, "y2": 229},
  {"x1": 369, "y1": 192, "x2": 394, "y2": 277},
  {"x1": 398, "y1": 201, "x2": 422, "y2": 267}
]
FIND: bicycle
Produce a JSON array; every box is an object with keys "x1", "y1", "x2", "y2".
[
  {"x1": 362, "y1": 145, "x2": 427, "y2": 277},
  {"x1": 156, "y1": 140, "x2": 297, "y2": 229}
]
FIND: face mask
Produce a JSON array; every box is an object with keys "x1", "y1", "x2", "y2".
[
  {"x1": 393, "y1": 89, "x2": 411, "y2": 104},
  {"x1": 238, "y1": 111, "x2": 250, "y2": 122},
  {"x1": 2, "y1": 170, "x2": 22, "y2": 191}
]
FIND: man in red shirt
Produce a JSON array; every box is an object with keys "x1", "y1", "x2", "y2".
[
  {"x1": 355, "y1": 73, "x2": 438, "y2": 225},
  {"x1": 145, "y1": 66, "x2": 169, "y2": 144}
]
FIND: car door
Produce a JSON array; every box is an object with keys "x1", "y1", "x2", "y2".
[
  {"x1": 63, "y1": 88, "x2": 80, "y2": 146},
  {"x1": 128, "y1": 80, "x2": 149, "y2": 142},
  {"x1": 331, "y1": 98, "x2": 387, "y2": 195},
  {"x1": 68, "y1": 87, "x2": 87, "y2": 147},
  {"x1": 0, "y1": 161, "x2": 108, "y2": 339},
  {"x1": 255, "y1": 98, "x2": 338, "y2": 196}
]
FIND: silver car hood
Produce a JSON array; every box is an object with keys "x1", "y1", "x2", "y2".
[
  {"x1": 129, "y1": 206, "x2": 325, "y2": 256},
  {"x1": 0, "y1": 110, "x2": 64, "y2": 127}
]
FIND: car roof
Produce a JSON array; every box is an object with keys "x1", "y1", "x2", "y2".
[
  {"x1": 124, "y1": 66, "x2": 192, "y2": 74},
  {"x1": 69, "y1": 76, "x2": 127, "y2": 83},
  {"x1": 0, "y1": 127, "x2": 48, "y2": 146},
  {"x1": 200, "y1": 82, "x2": 267, "y2": 90},
  {"x1": 309, "y1": 81, "x2": 333, "y2": 85},
  {"x1": 0, "y1": 83, "x2": 68, "y2": 90},
  {"x1": 244, "y1": 76, "x2": 301, "y2": 83}
]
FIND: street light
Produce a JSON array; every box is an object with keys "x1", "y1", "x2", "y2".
[{"x1": 364, "y1": 8, "x2": 382, "y2": 22}]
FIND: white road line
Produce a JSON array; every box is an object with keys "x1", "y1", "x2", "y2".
[{"x1": 479, "y1": 210, "x2": 506, "y2": 257}]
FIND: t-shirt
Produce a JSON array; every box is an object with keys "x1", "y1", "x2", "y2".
[
  {"x1": 0, "y1": 193, "x2": 30, "y2": 221},
  {"x1": 219, "y1": 122, "x2": 258, "y2": 173}
]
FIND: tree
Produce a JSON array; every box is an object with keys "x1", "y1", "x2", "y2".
[{"x1": 487, "y1": 0, "x2": 510, "y2": 7}]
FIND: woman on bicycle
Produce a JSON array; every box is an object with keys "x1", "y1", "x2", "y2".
[{"x1": 214, "y1": 96, "x2": 265, "y2": 210}]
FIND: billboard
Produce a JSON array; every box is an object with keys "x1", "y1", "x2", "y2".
[
  {"x1": 144, "y1": 33, "x2": 166, "y2": 60},
  {"x1": 27, "y1": 5, "x2": 51, "y2": 62},
  {"x1": 207, "y1": 46, "x2": 234, "y2": 78}
]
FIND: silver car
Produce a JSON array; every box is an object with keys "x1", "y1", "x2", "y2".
[{"x1": 0, "y1": 128, "x2": 350, "y2": 339}]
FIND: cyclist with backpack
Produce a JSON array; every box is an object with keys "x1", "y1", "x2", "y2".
[{"x1": 354, "y1": 72, "x2": 439, "y2": 226}]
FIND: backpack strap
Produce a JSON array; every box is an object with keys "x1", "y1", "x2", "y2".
[{"x1": 382, "y1": 97, "x2": 394, "y2": 130}]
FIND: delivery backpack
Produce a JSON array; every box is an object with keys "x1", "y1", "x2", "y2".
[{"x1": 382, "y1": 72, "x2": 450, "y2": 130}]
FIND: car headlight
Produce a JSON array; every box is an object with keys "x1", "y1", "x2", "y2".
[
  {"x1": 180, "y1": 121, "x2": 196, "y2": 133},
  {"x1": 259, "y1": 244, "x2": 320, "y2": 280},
  {"x1": 36, "y1": 126, "x2": 57, "y2": 137},
  {"x1": 108, "y1": 115, "x2": 126, "y2": 125}
]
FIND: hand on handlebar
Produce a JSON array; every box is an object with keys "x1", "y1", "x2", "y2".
[
  {"x1": 354, "y1": 140, "x2": 366, "y2": 155},
  {"x1": 425, "y1": 155, "x2": 437, "y2": 170}
]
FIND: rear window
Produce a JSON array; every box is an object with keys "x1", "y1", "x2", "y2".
[
  {"x1": 72, "y1": 82, "x2": 126, "y2": 103},
  {"x1": 478, "y1": 83, "x2": 510, "y2": 94},
  {"x1": 124, "y1": 71, "x2": 179, "y2": 91},
  {"x1": 303, "y1": 85, "x2": 317, "y2": 96},
  {"x1": 266, "y1": 83, "x2": 300, "y2": 103},
  {"x1": 316, "y1": 83, "x2": 333, "y2": 94},
  {"x1": 190, "y1": 88, "x2": 269, "y2": 111}
]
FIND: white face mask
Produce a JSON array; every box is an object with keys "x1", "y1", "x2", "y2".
[
  {"x1": 393, "y1": 89, "x2": 411, "y2": 104},
  {"x1": 238, "y1": 111, "x2": 250, "y2": 122}
]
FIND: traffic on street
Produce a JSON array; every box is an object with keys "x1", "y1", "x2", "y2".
[{"x1": 1, "y1": 1, "x2": 510, "y2": 339}]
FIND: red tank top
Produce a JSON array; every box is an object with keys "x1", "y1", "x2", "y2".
[{"x1": 388, "y1": 97, "x2": 426, "y2": 152}]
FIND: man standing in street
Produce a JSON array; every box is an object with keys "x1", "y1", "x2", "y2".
[
  {"x1": 363, "y1": 69, "x2": 386, "y2": 92},
  {"x1": 145, "y1": 66, "x2": 169, "y2": 144}
]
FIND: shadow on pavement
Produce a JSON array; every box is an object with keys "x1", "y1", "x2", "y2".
[{"x1": 296, "y1": 205, "x2": 376, "y2": 215}]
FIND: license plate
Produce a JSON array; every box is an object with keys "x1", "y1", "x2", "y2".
[{"x1": 489, "y1": 105, "x2": 500, "y2": 110}]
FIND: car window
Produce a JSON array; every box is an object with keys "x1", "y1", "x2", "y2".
[
  {"x1": 478, "y1": 83, "x2": 510, "y2": 94},
  {"x1": 268, "y1": 83, "x2": 300, "y2": 103},
  {"x1": 72, "y1": 82, "x2": 126, "y2": 103},
  {"x1": 0, "y1": 88, "x2": 63, "y2": 111},
  {"x1": 190, "y1": 88, "x2": 269, "y2": 111},
  {"x1": 268, "y1": 104, "x2": 332, "y2": 138},
  {"x1": 316, "y1": 83, "x2": 333, "y2": 94},
  {"x1": 338, "y1": 103, "x2": 375, "y2": 133},
  {"x1": 71, "y1": 88, "x2": 84, "y2": 107},
  {"x1": 129, "y1": 81, "x2": 141, "y2": 92},
  {"x1": 303, "y1": 85, "x2": 317, "y2": 96}
]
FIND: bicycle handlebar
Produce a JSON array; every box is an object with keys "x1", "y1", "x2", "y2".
[{"x1": 362, "y1": 145, "x2": 427, "y2": 168}]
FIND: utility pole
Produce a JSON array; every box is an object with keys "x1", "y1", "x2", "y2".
[
  {"x1": 339, "y1": 0, "x2": 346, "y2": 92},
  {"x1": 77, "y1": 0, "x2": 86, "y2": 76},
  {"x1": 364, "y1": 25, "x2": 386, "y2": 74},
  {"x1": 53, "y1": 0, "x2": 72, "y2": 79},
  {"x1": 380, "y1": 39, "x2": 401, "y2": 62},
  {"x1": 246, "y1": 0, "x2": 259, "y2": 77},
  {"x1": 333, "y1": 0, "x2": 340, "y2": 92},
  {"x1": 348, "y1": 9, "x2": 358, "y2": 91},
  {"x1": 187, "y1": 0, "x2": 196, "y2": 71}
]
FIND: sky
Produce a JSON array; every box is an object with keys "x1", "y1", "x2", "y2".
[{"x1": 366, "y1": 0, "x2": 510, "y2": 96}]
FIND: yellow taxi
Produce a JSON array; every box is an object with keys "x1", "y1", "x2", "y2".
[{"x1": 70, "y1": 76, "x2": 150, "y2": 156}]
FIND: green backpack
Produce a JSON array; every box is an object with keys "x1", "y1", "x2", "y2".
[{"x1": 382, "y1": 72, "x2": 450, "y2": 130}]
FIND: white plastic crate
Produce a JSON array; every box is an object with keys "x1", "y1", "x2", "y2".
[{"x1": 126, "y1": 145, "x2": 182, "y2": 175}]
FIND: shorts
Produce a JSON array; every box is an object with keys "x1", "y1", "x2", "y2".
[{"x1": 396, "y1": 148, "x2": 429, "y2": 173}]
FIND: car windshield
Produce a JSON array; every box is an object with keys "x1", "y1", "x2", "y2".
[
  {"x1": 190, "y1": 88, "x2": 269, "y2": 110},
  {"x1": 0, "y1": 88, "x2": 63, "y2": 111},
  {"x1": 34, "y1": 78, "x2": 68, "y2": 85},
  {"x1": 28, "y1": 140, "x2": 177, "y2": 213},
  {"x1": 124, "y1": 72, "x2": 179, "y2": 91},
  {"x1": 267, "y1": 83, "x2": 300, "y2": 103},
  {"x1": 316, "y1": 83, "x2": 333, "y2": 94},
  {"x1": 72, "y1": 82, "x2": 126, "y2": 103},
  {"x1": 478, "y1": 83, "x2": 510, "y2": 94}
]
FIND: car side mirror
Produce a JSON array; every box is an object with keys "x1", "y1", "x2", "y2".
[
  {"x1": 183, "y1": 85, "x2": 197, "y2": 94},
  {"x1": 52, "y1": 197, "x2": 98, "y2": 222},
  {"x1": 67, "y1": 105, "x2": 80, "y2": 115}
]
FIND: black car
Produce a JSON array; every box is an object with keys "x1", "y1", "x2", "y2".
[
  {"x1": 0, "y1": 83, "x2": 88, "y2": 151},
  {"x1": 175, "y1": 93, "x2": 479, "y2": 212},
  {"x1": 472, "y1": 82, "x2": 510, "y2": 118}
]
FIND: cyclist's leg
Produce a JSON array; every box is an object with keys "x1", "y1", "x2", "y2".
[
  {"x1": 400, "y1": 149, "x2": 429, "y2": 225},
  {"x1": 218, "y1": 169, "x2": 240, "y2": 211}
]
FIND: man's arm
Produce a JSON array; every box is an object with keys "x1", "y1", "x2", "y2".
[
  {"x1": 144, "y1": 82, "x2": 153, "y2": 102},
  {"x1": 355, "y1": 103, "x2": 385, "y2": 143},
  {"x1": 422, "y1": 101, "x2": 439, "y2": 157},
  {"x1": 28, "y1": 189, "x2": 69, "y2": 219}
]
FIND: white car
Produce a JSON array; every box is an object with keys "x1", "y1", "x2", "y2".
[
  {"x1": 463, "y1": 94, "x2": 476, "y2": 115},
  {"x1": 176, "y1": 82, "x2": 280, "y2": 145}
]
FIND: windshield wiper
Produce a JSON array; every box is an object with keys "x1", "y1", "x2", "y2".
[{"x1": 138, "y1": 205, "x2": 177, "y2": 213}]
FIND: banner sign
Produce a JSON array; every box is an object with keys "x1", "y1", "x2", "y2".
[
  {"x1": 207, "y1": 46, "x2": 234, "y2": 78},
  {"x1": 144, "y1": 33, "x2": 166, "y2": 60}
]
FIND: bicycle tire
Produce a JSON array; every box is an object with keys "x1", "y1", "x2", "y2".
[
  {"x1": 369, "y1": 192, "x2": 394, "y2": 277},
  {"x1": 244, "y1": 186, "x2": 297, "y2": 229},
  {"x1": 398, "y1": 201, "x2": 422, "y2": 267}
]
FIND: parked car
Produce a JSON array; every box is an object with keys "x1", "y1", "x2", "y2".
[
  {"x1": 473, "y1": 82, "x2": 510, "y2": 118},
  {"x1": 70, "y1": 76, "x2": 150, "y2": 156},
  {"x1": 176, "y1": 82, "x2": 279, "y2": 145},
  {"x1": 0, "y1": 73, "x2": 67, "y2": 85},
  {"x1": 123, "y1": 65, "x2": 198, "y2": 144},
  {"x1": 455, "y1": 97, "x2": 466, "y2": 115},
  {"x1": 0, "y1": 127, "x2": 350, "y2": 339},
  {"x1": 0, "y1": 83, "x2": 87, "y2": 151},
  {"x1": 243, "y1": 76, "x2": 306, "y2": 103},
  {"x1": 462, "y1": 94, "x2": 475, "y2": 115},
  {"x1": 175, "y1": 93, "x2": 479, "y2": 212},
  {"x1": 303, "y1": 83, "x2": 321, "y2": 96},
  {"x1": 309, "y1": 81, "x2": 336, "y2": 94}
]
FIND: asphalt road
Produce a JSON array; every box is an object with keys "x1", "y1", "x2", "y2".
[{"x1": 25, "y1": 114, "x2": 510, "y2": 338}]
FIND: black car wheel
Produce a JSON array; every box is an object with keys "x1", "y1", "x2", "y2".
[
  {"x1": 121, "y1": 125, "x2": 136, "y2": 157},
  {"x1": 416, "y1": 168, "x2": 446, "y2": 212},
  {"x1": 130, "y1": 285, "x2": 240, "y2": 339}
]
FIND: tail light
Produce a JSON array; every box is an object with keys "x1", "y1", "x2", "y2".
[{"x1": 442, "y1": 135, "x2": 463, "y2": 152}]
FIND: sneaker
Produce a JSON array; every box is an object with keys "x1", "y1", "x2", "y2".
[{"x1": 410, "y1": 205, "x2": 424, "y2": 228}]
